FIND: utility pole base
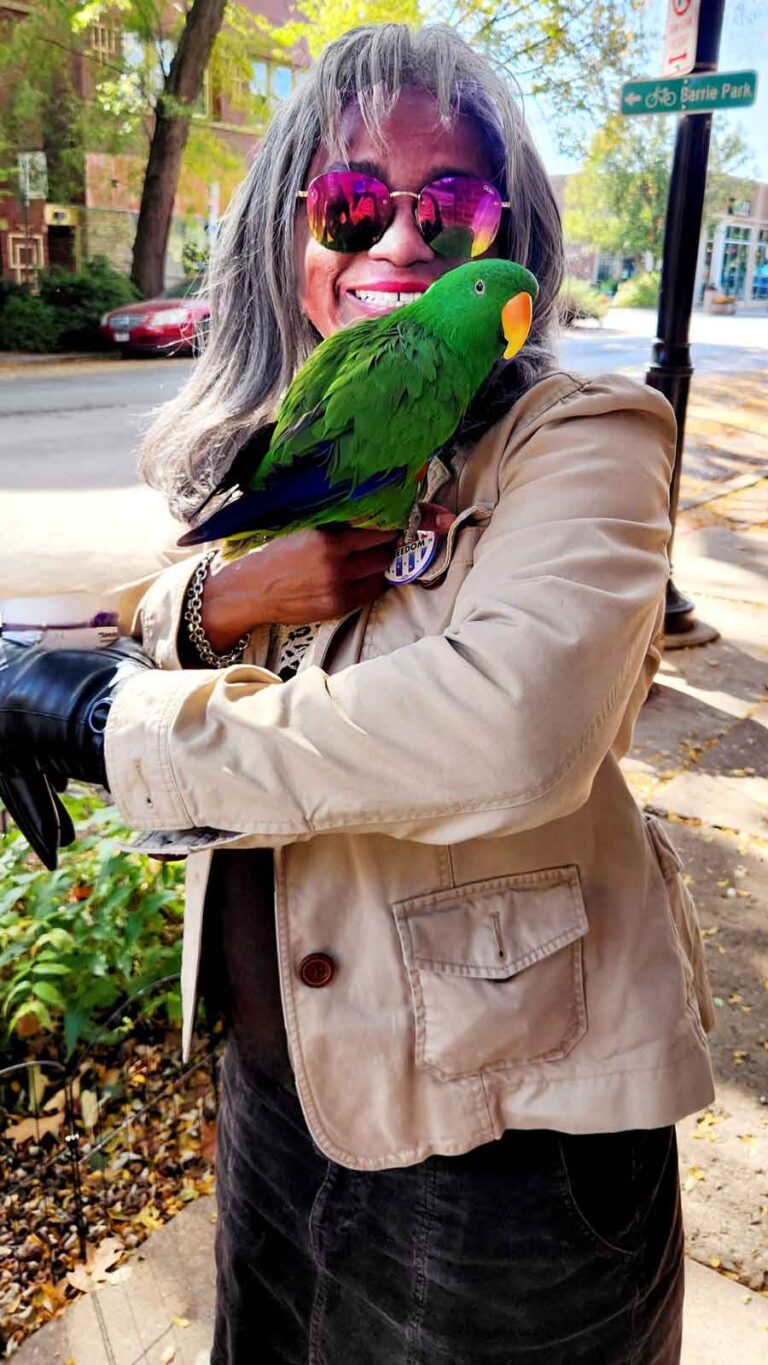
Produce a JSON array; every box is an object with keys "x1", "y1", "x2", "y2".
[
  {"x1": 662, "y1": 578, "x2": 720, "y2": 649},
  {"x1": 663, "y1": 619, "x2": 720, "y2": 650}
]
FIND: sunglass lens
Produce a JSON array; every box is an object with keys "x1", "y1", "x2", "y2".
[
  {"x1": 306, "y1": 172, "x2": 390, "y2": 253},
  {"x1": 418, "y1": 177, "x2": 503, "y2": 259}
]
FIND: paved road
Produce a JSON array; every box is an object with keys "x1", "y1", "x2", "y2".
[{"x1": 0, "y1": 357, "x2": 191, "y2": 490}]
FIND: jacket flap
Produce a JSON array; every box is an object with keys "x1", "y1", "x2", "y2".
[
  {"x1": 418, "y1": 503, "x2": 493, "y2": 586},
  {"x1": 393, "y1": 867, "x2": 587, "y2": 979}
]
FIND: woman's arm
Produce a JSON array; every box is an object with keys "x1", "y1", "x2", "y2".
[
  {"x1": 200, "y1": 527, "x2": 404, "y2": 652},
  {"x1": 105, "y1": 376, "x2": 675, "y2": 846},
  {"x1": 111, "y1": 528, "x2": 404, "y2": 668}
]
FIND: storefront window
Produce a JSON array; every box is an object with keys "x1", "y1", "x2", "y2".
[
  {"x1": 719, "y1": 224, "x2": 752, "y2": 298},
  {"x1": 699, "y1": 233, "x2": 714, "y2": 301},
  {"x1": 752, "y1": 228, "x2": 768, "y2": 301}
]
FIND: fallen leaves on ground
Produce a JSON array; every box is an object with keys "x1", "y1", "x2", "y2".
[
  {"x1": 0, "y1": 1029, "x2": 217, "y2": 1353},
  {"x1": 684, "y1": 1166, "x2": 707, "y2": 1192},
  {"x1": 66, "y1": 1237, "x2": 124, "y2": 1293}
]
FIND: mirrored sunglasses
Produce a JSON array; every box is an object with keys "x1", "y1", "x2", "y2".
[{"x1": 297, "y1": 171, "x2": 510, "y2": 260}]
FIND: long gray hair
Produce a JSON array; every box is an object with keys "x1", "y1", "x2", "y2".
[{"x1": 139, "y1": 23, "x2": 564, "y2": 523}]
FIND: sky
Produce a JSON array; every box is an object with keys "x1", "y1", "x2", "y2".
[{"x1": 527, "y1": 0, "x2": 768, "y2": 180}]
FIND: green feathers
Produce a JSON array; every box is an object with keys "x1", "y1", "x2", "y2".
[{"x1": 178, "y1": 260, "x2": 538, "y2": 559}]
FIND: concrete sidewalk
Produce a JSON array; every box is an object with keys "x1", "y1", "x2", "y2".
[
  {"x1": 10, "y1": 1195, "x2": 768, "y2": 1365},
  {"x1": 8, "y1": 371, "x2": 768, "y2": 1361}
]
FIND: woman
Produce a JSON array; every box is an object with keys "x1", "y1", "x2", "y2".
[{"x1": 0, "y1": 23, "x2": 715, "y2": 1363}]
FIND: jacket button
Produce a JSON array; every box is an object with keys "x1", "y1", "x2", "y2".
[{"x1": 299, "y1": 953, "x2": 334, "y2": 987}]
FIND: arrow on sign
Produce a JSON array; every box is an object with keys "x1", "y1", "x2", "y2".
[{"x1": 624, "y1": 92, "x2": 643, "y2": 106}]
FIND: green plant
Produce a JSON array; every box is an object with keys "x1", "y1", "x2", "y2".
[
  {"x1": 558, "y1": 276, "x2": 609, "y2": 327},
  {"x1": 0, "y1": 788, "x2": 185, "y2": 1056},
  {"x1": 0, "y1": 293, "x2": 62, "y2": 352},
  {"x1": 38, "y1": 256, "x2": 140, "y2": 349},
  {"x1": 613, "y1": 272, "x2": 661, "y2": 308}
]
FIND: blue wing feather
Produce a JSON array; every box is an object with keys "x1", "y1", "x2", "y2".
[{"x1": 177, "y1": 458, "x2": 408, "y2": 546}]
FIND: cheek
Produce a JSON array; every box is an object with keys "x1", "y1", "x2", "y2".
[{"x1": 296, "y1": 227, "x2": 343, "y2": 339}]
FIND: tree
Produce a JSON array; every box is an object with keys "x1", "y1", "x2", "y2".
[
  {"x1": 0, "y1": 2, "x2": 91, "y2": 208},
  {"x1": 127, "y1": 0, "x2": 227, "y2": 296},
  {"x1": 0, "y1": 0, "x2": 279, "y2": 296},
  {"x1": 563, "y1": 114, "x2": 754, "y2": 267},
  {"x1": 259, "y1": 0, "x2": 651, "y2": 154}
]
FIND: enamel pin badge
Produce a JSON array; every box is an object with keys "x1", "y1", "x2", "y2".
[{"x1": 384, "y1": 529, "x2": 438, "y2": 585}]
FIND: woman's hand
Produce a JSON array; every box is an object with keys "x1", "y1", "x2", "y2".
[
  {"x1": 0, "y1": 638, "x2": 154, "y2": 867},
  {"x1": 201, "y1": 504, "x2": 456, "y2": 653}
]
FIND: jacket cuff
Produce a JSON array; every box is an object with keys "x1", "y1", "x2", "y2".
[
  {"x1": 136, "y1": 554, "x2": 206, "y2": 668},
  {"x1": 104, "y1": 667, "x2": 218, "y2": 828}
]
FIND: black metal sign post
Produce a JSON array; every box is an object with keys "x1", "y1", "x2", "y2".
[{"x1": 645, "y1": 0, "x2": 726, "y2": 643}]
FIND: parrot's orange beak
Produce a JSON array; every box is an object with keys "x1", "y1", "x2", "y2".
[{"x1": 501, "y1": 292, "x2": 533, "y2": 360}]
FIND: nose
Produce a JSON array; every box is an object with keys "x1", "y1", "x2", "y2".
[{"x1": 367, "y1": 194, "x2": 434, "y2": 266}]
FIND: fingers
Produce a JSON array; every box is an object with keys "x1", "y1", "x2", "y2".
[
  {"x1": 0, "y1": 772, "x2": 66, "y2": 871},
  {"x1": 417, "y1": 502, "x2": 456, "y2": 534},
  {"x1": 346, "y1": 540, "x2": 402, "y2": 581}
]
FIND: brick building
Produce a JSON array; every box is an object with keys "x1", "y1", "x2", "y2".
[{"x1": 0, "y1": 0, "x2": 299, "y2": 289}]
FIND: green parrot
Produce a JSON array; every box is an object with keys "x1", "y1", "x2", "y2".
[{"x1": 178, "y1": 259, "x2": 538, "y2": 561}]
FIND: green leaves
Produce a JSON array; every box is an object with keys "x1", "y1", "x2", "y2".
[
  {"x1": 563, "y1": 115, "x2": 755, "y2": 263},
  {"x1": 0, "y1": 787, "x2": 185, "y2": 1058}
]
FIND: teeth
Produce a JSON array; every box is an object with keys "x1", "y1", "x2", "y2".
[{"x1": 352, "y1": 290, "x2": 423, "y2": 306}]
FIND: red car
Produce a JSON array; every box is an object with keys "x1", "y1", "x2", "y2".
[{"x1": 100, "y1": 279, "x2": 209, "y2": 357}]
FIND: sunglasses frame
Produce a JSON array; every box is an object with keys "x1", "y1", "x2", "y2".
[{"x1": 297, "y1": 172, "x2": 511, "y2": 258}]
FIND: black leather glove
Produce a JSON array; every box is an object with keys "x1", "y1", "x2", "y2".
[
  {"x1": 0, "y1": 637, "x2": 153, "y2": 868},
  {"x1": 0, "y1": 772, "x2": 75, "y2": 871}
]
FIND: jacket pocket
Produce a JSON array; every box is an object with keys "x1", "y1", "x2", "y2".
[
  {"x1": 644, "y1": 813, "x2": 716, "y2": 1032},
  {"x1": 392, "y1": 868, "x2": 588, "y2": 1081}
]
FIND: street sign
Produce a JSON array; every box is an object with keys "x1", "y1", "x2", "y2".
[
  {"x1": 621, "y1": 70, "x2": 758, "y2": 116},
  {"x1": 662, "y1": 0, "x2": 701, "y2": 76}
]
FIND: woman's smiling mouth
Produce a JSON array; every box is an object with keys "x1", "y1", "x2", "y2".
[{"x1": 346, "y1": 283, "x2": 431, "y2": 315}]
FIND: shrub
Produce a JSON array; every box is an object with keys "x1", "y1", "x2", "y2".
[
  {"x1": 0, "y1": 293, "x2": 62, "y2": 352},
  {"x1": 613, "y1": 272, "x2": 661, "y2": 308},
  {"x1": 558, "y1": 276, "x2": 609, "y2": 326},
  {"x1": 0, "y1": 787, "x2": 185, "y2": 1056},
  {"x1": 38, "y1": 255, "x2": 140, "y2": 349}
]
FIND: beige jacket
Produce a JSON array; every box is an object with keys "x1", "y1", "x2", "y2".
[{"x1": 106, "y1": 371, "x2": 715, "y2": 1171}]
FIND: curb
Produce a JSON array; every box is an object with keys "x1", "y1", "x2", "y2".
[{"x1": 0, "y1": 351, "x2": 114, "y2": 369}]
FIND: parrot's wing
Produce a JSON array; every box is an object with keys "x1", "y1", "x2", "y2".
[
  {"x1": 176, "y1": 456, "x2": 408, "y2": 546},
  {"x1": 264, "y1": 320, "x2": 461, "y2": 489},
  {"x1": 188, "y1": 422, "x2": 277, "y2": 520},
  {"x1": 178, "y1": 318, "x2": 470, "y2": 547}
]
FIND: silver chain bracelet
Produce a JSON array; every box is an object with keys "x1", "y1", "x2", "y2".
[{"x1": 184, "y1": 550, "x2": 252, "y2": 668}]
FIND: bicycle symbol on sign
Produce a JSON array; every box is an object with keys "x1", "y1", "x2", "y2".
[{"x1": 644, "y1": 85, "x2": 677, "y2": 109}]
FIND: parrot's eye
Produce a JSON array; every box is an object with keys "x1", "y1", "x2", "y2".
[{"x1": 474, "y1": 280, "x2": 486, "y2": 295}]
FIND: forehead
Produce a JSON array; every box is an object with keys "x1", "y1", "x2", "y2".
[{"x1": 309, "y1": 86, "x2": 498, "y2": 184}]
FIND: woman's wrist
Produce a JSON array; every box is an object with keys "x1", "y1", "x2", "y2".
[{"x1": 199, "y1": 552, "x2": 267, "y2": 653}]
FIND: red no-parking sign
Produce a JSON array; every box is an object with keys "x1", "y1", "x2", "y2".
[{"x1": 662, "y1": 0, "x2": 702, "y2": 75}]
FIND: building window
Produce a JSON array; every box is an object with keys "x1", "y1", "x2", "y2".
[
  {"x1": 719, "y1": 223, "x2": 752, "y2": 298},
  {"x1": 250, "y1": 60, "x2": 268, "y2": 98},
  {"x1": 270, "y1": 64, "x2": 292, "y2": 100},
  {"x1": 89, "y1": 22, "x2": 120, "y2": 66},
  {"x1": 753, "y1": 227, "x2": 768, "y2": 302}
]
